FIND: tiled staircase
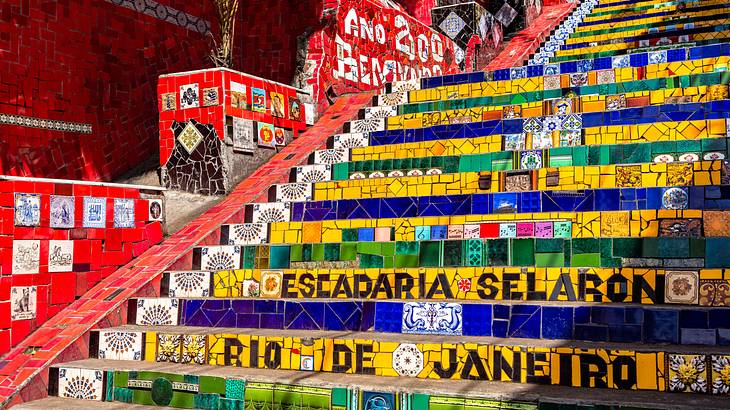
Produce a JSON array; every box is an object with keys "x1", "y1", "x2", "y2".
[{"x1": 24, "y1": 0, "x2": 730, "y2": 408}]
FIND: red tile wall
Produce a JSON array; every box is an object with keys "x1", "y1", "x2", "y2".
[{"x1": 0, "y1": 179, "x2": 164, "y2": 356}]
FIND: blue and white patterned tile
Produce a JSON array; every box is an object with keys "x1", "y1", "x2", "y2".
[
  {"x1": 97, "y1": 330, "x2": 143, "y2": 361},
  {"x1": 82, "y1": 197, "x2": 106, "y2": 228},
  {"x1": 295, "y1": 164, "x2": 331, "y2": 183},
  {"x1": 14, "y1": 193, "x2": 40, "y2": 227},
  {"x1": 50, "y1": 195, "x2": 75, "y2": 228},
  {"x1": 58, "y1": 367, "x2": 104, "y2": 401},
  {"x1": 252, "y1": 202, "x2": 291, "y2": 223},
  {"x1": 168, "y1": 271, "x2": 211, "y2": 297},
  {"x1": 113, "y1": 198, "x2": 135, "y2": 228},
  {"x1": 333, "y1": 132, "x2": 370, "y2": 149},
  {"x1": 402, "y1": 302, "x2": 463, "y2": 335},
  {"x1": 275, "y1": 183, "x2": 313, "y2": 202},
  {"x1": 224, "y1": 223, "x2": 268, "y2": 245}
]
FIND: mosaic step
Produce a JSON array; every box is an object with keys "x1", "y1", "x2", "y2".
[
  {"x1": 14, "y1": 397, "x2": 166, "y2": 409},
  {"x1": 81, "y1": 325, "x2": 730, "y2": 395},
  {"x1": 124, "y1": 297, "x2": 730, "y2": 345},
  {"x1": 205, "y1": 267, "x2": 727, "y2": 305},
  {"x1": 194, "y1": 237, "x2": 724, "y2": 271},
  {"x1": 406, "y1": 43, "x2": 730, "y2": 91},
  {"x1": 246, "y1": 186, "x2": 730, "y2": 223},
  {"x1": 46, "y1": 358, "x2": 730, "y2": 409},
  {"x1": 310, "y1": 138, "x2": 729, "y2": 177}
]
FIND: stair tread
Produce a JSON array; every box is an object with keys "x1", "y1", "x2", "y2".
[
  {"x1": 101, "y1": 324, "x2": 730, "y2": 353},
  {"x1": 54, "y1": 358, "x2": 730, "y2": 409},
  {"x1": 15, "y1": 396, "x2": 177, "y2": 410}
]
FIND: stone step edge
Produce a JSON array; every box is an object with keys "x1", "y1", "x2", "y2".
[
  {"x1": 92, "y1": 325, "x2": 730, "y2": 355},
  {"x1": 15, "y1": 396, "x2": 175, "y2": 410},
  {"x1": 48, "y1": 358, "x2": 730, "y2": 410}
]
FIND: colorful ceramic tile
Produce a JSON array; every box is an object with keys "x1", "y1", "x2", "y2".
[
  {"x1": 274, "y1": 127, "x2": 290, "y2": 146},
  {"x1": 82, "y1": 196, "x2": 106, "y2": 228},
  {"x1": 50, "y1": 195, "x2": 75, "y2": 228},
  {"x1": 276, "y1": 183, "x2": 313, "y2": 202},
  {"x1": 14, "y1": 193, "x2": 40, "y2": 227},
  {"x1": 251, "y1": 87, "x2": 266, "y2": 113},
  {"x1": 333, "y1": 133, "x2": 369, "y2": 149},
  {"x1": 533, "y1": 131, "x2": 554, "y2": 149},
  {"x1": 391, "y1": 78, "x2": 420, "y2": 93},
  {"x1": 392, "y1": 343, "x2": 424, "y2": 377},
  {"x1": 269, "y1": 91, "x2": 286, "y2": 118},
  {"x1": 135, "y1": 298, "x2": 179, "y2": 326},
  {"x1": 113, "y1": 198, "x2": 135, "y2": 228},
  {"x1": 300, "y1": 355, "x2": 315, "y2": 371},
  {"x1": 559, "y1": 130, "x2": 581, "y2": 147},
  {"x1": 232, "y1": 117, "x2": 256, "y2": 153},
  {"x1": 699, "y1": 280, "x2": 730, "y2": 306},
  {"x1": 543, "y1": 75, "x2": 562, "y2": 90},
  {"x1": 415, "y1": 226, "x2": 430, "y2": 241},
  {"x1": 402, "y1": 302, "x2": 463, "y2": 335},
  {"x1": 504, "y1": 171, "x2": 532, "y2": 192},
  {"x1": 314, "y1": 148, "x2": 348, "y2": 165},
  {"x1": 612, "y1": 55, "x2": 630, "y2": 68},
  {"x1": 648, "y1": 50, "x2": 667, "y2": 65},
  {"x1": 157, "y1": 333, "x2": 181, "y2": 363},
  {"x1": 252, "y1": 202, "x2": 291, "y2": 223},
  {"x1": 260, "y1": 270, "x2": 283, "y2": 298},
  {"x1": 535, "y1": 221, "x2": 553, "y2": 238},
  {"x1": 350, "y1": 118, "x2": 386, "y2": 133},
  {"x1": 97, "y1": 331, "x2": 143, "y2": 360},
  {"x1": 364, "y1": 105, "x2": 398, "y2": 119},
  {"x1": 230, "y1": 81, "x2": 248, "y2": 109},
  {"x1": 520, "y1": 150, "x2": 542, "y2": 169},
  {"x1": 708, "y1": 84, "x2": 729, "y2": 101},
  {"x1": 379, "y1": 91, "x2": 408, "y2": 106},
  {"x1": 523, "y1": 117, "x2": 542, "y2": 133},
  {"x1": 200, "y1": 245, "x2": 241, "y2": 271},
  {"x1": 463, "y1": 224, "x2": 480, "y2": 239},
  {"x1": 665, "y1": 271, "x2": 699, "y2": 304},
  {"x1": 596, "y1": 69, "x2": 615, "y2": 85},
  {"x1": 177, "y1": 121, "x2": 204, "y2": 154},
  {"x1": 179, "y1": 83, "x2": 199, "y2": 109},
  {"x1": 561, "y1": 114, "x2": 582, "y2": 130},
  {"x1": 569, "y1": 73, "x2": 587, "y2": 87},
  {"x1": 296, "y1": 164, "x2": 331, "y2": 183},
  {"x1": 516, "y1": 222, "x2": 534, "y2": 237},
  {"x1": 543, "y1": 115, "x2": 562, "y2": 132},
  {"x1": 242, "y1": 279, "x2": 260, "y2": 297},
  {"x1": 551, "y1": 98, "x2": 573, "y2": 115},
  {"x1": 58, "y1": 368, "x2": 104, "y2": 401},
  {"x1": 202, "y1": 87, "x2": 219, "y2": 106},
  {"x1": 48, "y1": 240, "x2": 73, "y2": 272},
  {"x1": 362, "y1": 392, "x2": 396, "y2": 410},
  {"x1": 503, "y1": 133, "x2": 526, "y2": 151},
  {"x1": 181, "y1": 334, "x2": 206, "y2": 364},
  {"x1": 447, "y1": 224, "x2": 464, "y2": 239},
  {"x1": 10, "y1": 286, "x2": 36, "y2": 320},
  {"x1": 256, "y1": 122, "x2": 276, "y2": 148},
  {"x1": 662, "y1": 187, "x2": 689, "y2": 210},
  {"x1": 668, "y1": 354, "x2": 707, "y2": 393},
  {"x1": 168, "y1": 271, "x2": 211, "y2": 297},
  {"x1": 12, "y1": 240, "x2": 40, "y2": 274},
  {"x1": 615, "y1": 165, "x2": 642, "y2": 188},
  {"x1": 606, "y1": 94, "x2": 626, "y2": 111},
  {"x1": 288, "y1": 96, "x2": 303, "y2": 121},
  {"x1": 711, "y1": 355, "x2": 730, "y2": 394},
  {"x1": 553, "y1": 221, "x2": 571, "y2": 238},
  {"x1": 499, "y1": 223, "x2": 516, "y2": 238},
  {"x1": 161, "y1": 92, "x2": 176, "y2": 111},
  {"x1": 502, "y1": 105, "x2": 521, "y2": 119},
  {"x1": 148, "y1": 199, "x2": 163, "y2": 221}
]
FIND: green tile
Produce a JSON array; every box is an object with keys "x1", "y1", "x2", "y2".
[
  {"x1": 613, "y1": 238, "x2": 642, "y2": 258},
  {"x1": 311, "y1": 244, "x2": 325, "y2": 261},
  {"x1": 301, "y1": 244, "x2": 312, "y2": 261},
  {"x1": 690, "y1": 238, "x2": 705, "y2": 258},
  {"x1": 324, "y1": 243, "x2": 340, "y2": 261},
  {"x1": 332, "y1": 163, "x2": 348, "y2": 180},
  {"x1": 268, "y1": 246, "x2": 290, "y2": 269},
  {"x1": 242, "y1": 246, "x2": 255, "y2": 269},
  {"x1": 360, "y1": 254, "x2": 384, "y2": 268},
  {"x1": 381, "y1": 241, "x2": 395, "y2": 256},
  {"x1": 464, "y1": 239, "x2": 483, "y2": 266},
  {"x1": 331, "y1": 388, "x2": 348, "y2": 407},
  {"x1": 535, "y1": 252, "x2": 564, "y2": 267},
  {"x1": 443, "y1": 240, "x2": 463, "y2": 267},
  {"x1": 571, "y1": 253, "x2": 600, "y2": 266},
  {"x1": 396, "y1": 254, "x2": 419, "y2": 268},
  {"x1": 535, "y1": 238, "x2": 563, "y2": 253},
  {"x1": 396, "y1": 241, "x2": 419, "y2": 255},
  {"x1": 340, "y1": 243, "x2": 357, "y2": 261},
  {"x1": 572, "y1": 238, "x2": 599, "y2": 254},
  {"x1": 419, "y1": 241, "x2": 442, "y2": 267},
  {"x1": 487, "y1": 239, "x2": 509, "y2": 266},
  {"x1": 511, "y1": 239, "x2": 535, "y2": 266},
  {"x1": 342, "y1": 229, "x2": 358, "y2": 242}
]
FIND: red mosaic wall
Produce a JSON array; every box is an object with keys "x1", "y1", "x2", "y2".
[
  {"x1": 0, "y1": 179, "x2": 164, "y2": 356},
  {"x1": 0, "y1": 0, "x2": 215, "y2": 181}
]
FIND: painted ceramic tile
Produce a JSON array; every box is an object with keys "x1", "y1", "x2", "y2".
[
  {"x1": 58, "y1": 368, "x2": 104, "y2": 401},
  {"x1": 257, "y1": 122, "x2": 276, "y2": 148},
  {"x1": 665, "y1": 271, "x2": 699, "y2": 304},
  {"x1": 447, "y1": 224, "x2": 463, "y2": 239},
  {"x1": 252, "y1": 202, "x2": 291, "y2": 223},
  {"x1": 270, "y1": 91, "x2": 286, "y2": 118},
  {"x1": 463, "y1": 224, "x2": 480, "y2": 239},
  {"x1": 596, "y1": 69, "x2": 615, "y2": 85},
  {"x1": 520, "y1": 150, "x2": 542, "y2": 169},
  {"x1": 678, "y1": 153, "x2": 700, "y2": 163},
  {"x1": 569, "y1": 73, "x2": 588, "y2": 87},
  {"x1": 406, "y1": 169, "x2": 424, "y2": 176},
  {"x1": 510, "y1": 66, "x2": 526, "y2": 80},
  {"x1": 314, "y1": 148, "x2": 348, "y2": 165},
  {"x1": 11, "y1": 286, "x2": 36, "y2": 320},
  {"x1": 12, "y1": 240, "x2": 40, "y2": 274},
  {"x1": 615, "y1": 165, "x2": 642, "y2": 188},
  {"x1": 606, "y1": 94, "x2": 626, "y2": 111},
  {"x1": 502, "y1": 105, "x2": 521, "y2": 119},
  {"x1": 562, "y1": 114, "x2": 581, "y2": 130},
  {"x1": 362, "y1": 392, "x2": 396, "y2": 410},
  {"x1": 662, "y1": 187, "x2": 689, "y2": 210},
  {"x1": 232, "y1": 117, "x2": 256, "y2": 153},
  {"x1": 82, "y1": 196, "x2": 106, "y2": 228},
  {"x1": 200, "y1": 245, "x2": 241, "y2": 271},
  {"x1": 654, "y1": 154, "x2": 675, "y2": 163},
  {"x1": 179, "y1": 83, "x2": 199, "y2": 109},
  {"x1": 274, "y1": 127, "x2": 290, "y2": 146},
  {"x1": 543, "y1": 75, "x2": 562, "y2": 90},
  {"x1": 503, "y1": 133, "x2": 526, "y2": 151},
  {"x1": 202, "y1": 87, "x2": 219, "y2": 106},
  {"x1": 391, "y1": 78, "x2": 420, "y2": 93},
  {"x1": 177, "y1": 121, "x2": 204, "y2": 154},
  {"x1": 612, "y1": 55, "x2": 630, "y2": 68},
  {"x1": 388, "y1": 170, "x2": 405, "y2": 177},
  {"x1": 659, "y1": 219, "x2": 701, "y2": 238},
  {"x1": 181, "y1": 334, "x2": 206, "y2": 364},
  {"x1": 148, "y1": 199, "x2": 163, "y2": 221},
  {"x1": 304, "y1": 102, "x2": 316, "y2": 125},
  {"x1": 350, "y1": 118, "x2": 386, "y2": 133},
  {"x1": 402, "y1": 302, "x2": 463, "y2": 335},
  {"x1": 535, "y1": 221, "x2": 553, "y2": 238},
  {"x1": 543, "y1": 115, "x2": 562, "y2": 132},
  {"x1": 494, "y1": 193, "x2": 517, "y2": 213},
  {"x1": 667, "y1": 163, "x2": 693, "y2": 186},
  {"x1": 161, "y1": 92, "x2": 176, "y2": 111},
  {"x1": 439, "y1": 10, "x2": 466, "y2": 40},
  {"x1": 379, "y1": 91, "x2": 408, "y2": 106},
  {"x1": 288, "y1": 96, "x2": 303, "y2": 121},
  {"x1": 668, "y1": 354, "x2": 707, "y2": 393},
  {"x1": 242, "y1": 279, "x2": 260, "y2": 297},
  {"x1": 523, "y1": 117, "x2": 542, "y2": 133},
  {"x1": 251, "y1": 87, "x2": 266, "y2": 113},
  {"x1": 50, "y1": 195, "x2": 75, "y2": 228},
  {"x1": 551, "y1": 98, "x2": 573, "y2": 115},
  {"x1": 276, "y1": 183, "x2": 313, "y2": 202},
  {"x1": 533, "y1": 131, "x2": 554, "y2": 149},
  {"x1": 711, "y1": 355, "x2": 730, "y2": 394},
  {"x1": 544, "y1": 64, "x2": 560, "y2": 76},
  {"x1": 703, "y1": 211, "x2": 730, "y2": 237},
  {"x1": 168, "y1": 271, "x2": 211, "y2": 297},
  {"x1": 392, "y1": 343, "x2": 424, "y2": 377},
  {"x1": 703, "y1": 152, "x2": 725, "y2": 161},
  {"x1": 504, "y1": 171, "x2": 532, "y2": 192},
  {"x1": 364, "y1": 105, "x2": 398, "y2": 119},
  {"x1": 14, "y1": 193, "x2": 40, "y2": 226},
  {"x1": 157, "y1": 333, "x2": 181, "y2": 363},
  {"x1": 300, "y1": 355, "x2": 314, "y2": 371},
  {"x1": 708, "y1": 84, "x2": 729, "y2": 101},
  {"x1": 559, "y1": 130, "x2": 581, "y2": 147},
  {"x1": 295, "y1": 164, "x2": 331, "y2": 183},
  {"x1": 699, "y1": 280, "x2": 730, "y2": 306},
  {"x1": 333, "y1": 133, "x2": 369, "y2": 149},
  {"x1": 415, "y1": 226, "x2": 430, "y2": 241},
  {"x1": 113, "y1": 198, "x2": 135, "y2": 228},
  {"x1": 553, "y1": 221, "x2": 572, "y2": 238},
  {"x1": 48, "y1": 240, "x2": 73, "y2": 272},
  {"x1": 230, "y1": 81, "x2": 248, "y2": 109},
  {"x1": 135, "y1": 298, "x2": 179, "y2": 326},
  {"x1": 516, "y1": 222, "x2": 534, "y2": 237},
  {"x1": 226, "y1": 223, "x2": 268, "y2": 245},
  {"x1": 260, "y1": 270, "x2": 283, "y2": 298},
  {"x1": 499, "y1": 223, "x2": 516, "y2": 238},
  {"x1": 97, "y1": 330, "x2": 143, "y2": 360}
]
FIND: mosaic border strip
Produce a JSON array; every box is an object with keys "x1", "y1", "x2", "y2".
[
  {"x1": 0, "y1": 113, "x2": 92, "y2": 134},
  {"x1": 107, "y1": 0, "x2": 211, "y2": 34}
]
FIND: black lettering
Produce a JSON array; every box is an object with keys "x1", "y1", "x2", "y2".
[
  {"x1": 354, "y1": 274, "x2": 373, "y2": 298},
  {"x1": 264, "y1": 341, "x2": 281, "y2": 369},
  {"x1": 578, "y1": 270, "x2": 603, "y2": 302},
  {"x1": 632, "y1": 274, "x2": 658, "y2": 304},
  {"x1": 460, "y1": 350, "x2": 489, "y2": 380},
  {"x1": 612, "y1": 356, "x2": 637, "y2": 390},
  {"x1": 549, "y1": 273, "x2": 577, "y2": 301},
  {"x1": 606, "y1": 274, "x2": 628, "y2": 302},
  {"x1": 395, "y1": 272, "x2": 415, "y2": 299},
  {"x1": 316, "y1": 273, "x2": 331, "y2": 298},
  {"x1": 282, "y1": 274, "x2": 297, "y2": 298},
  {"x1": 371, "y1": 273, "x2": 394, "y2": 299},
  {"x1": 477, "y1": 273, "x2": 499, "y2": 299},
  {"x1": 249, "y1": 338, "x2": 259, "y2": 368},
  {"x1": 332, "y1": 274, "x2": 354, "y2": 298},
  {"x1": 526, "y1": 270, "x2": 546, "y2": 300},
  {"x1": 502, "y1": 273, "x2": 524, "y2": 300},
  {"x1": 332, "y1": 343, "x2": 353, "y2": 373},
  {"x1": 224, "y1": 337, "x2": 244, "y2": 367},
  {"x1": 494, "y1": 347, "x2": 521, "y2": 382},
  {"x1": 526, "y1": 351, "x2": 551, "y2": 384},
  {"x1": 579, "y1": 354, "x2": 608, "y2": 388},
  {"x1": 356, "y1": 344, "x2": 375, "y2": 375},
  {"x1": 426, "y1": 273, "x2": 455, "y2": 299},
  {"x1": 299, "y1": 273, "x2": 315, "y2": 298},
  {"x1": 433, "y1": 348, "x2": 458, "y2": 379}
]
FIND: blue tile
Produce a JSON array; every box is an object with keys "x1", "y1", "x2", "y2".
[
  {"x1": 644, "y1": 309, "x2": 678, "y2": 343},
  {"x1": 462, "y1": 304, "x2": 492, "y2": 336},
  {"x1": 493, "y1": 304, "x2": 510, "y2": 320},
  {"x1": 260, "y1": 313, "x2": 283, "y2": 329},
  {"x1": 608, "y1": 324, "x2": 642, "y2": 343},
  {"x1": 709, "y1": 309, "x2": 730, "y2": 329},
  {"x1": 541, "y1": 306, "x2": 573, "y2": 340},
  {"x1": 236, "y1": 313, "x2": 261, "y2": 328},
  {"x1": 374, "y1": 302, "x2": 403, "y2": 333},
  {"x1": 575, "y1": 324, "x2": 608, "y2": 342},
  {"x1": 591, "y1": 306, "x2": 625, "y2": 325},
  {"x1": 358, "y1": 228, "x2": 375, "y2": 242},
  {"x1": 508, "y1": 308, "x2": 541, "y2": 339},
  {"x1": 680, "y1": 328, "x2": 717, "y2": 345},
  {"x1": 679, "y1": 310, "x2": 708, "y2": 329},
  {"x1": 719, "y1": 329, "x2": 730, "y2": 346},
  {"x1": 492, "y1": 320, "x2": 508, "y2": 338}
]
